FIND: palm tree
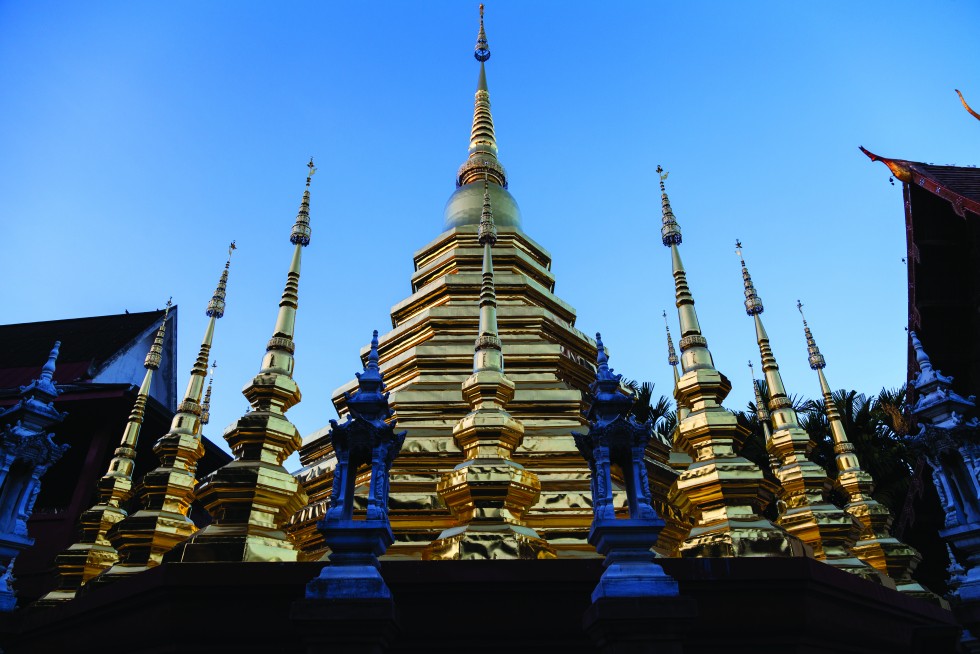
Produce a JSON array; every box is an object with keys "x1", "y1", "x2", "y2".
[{"x1": 624, "y1": 380, "x2": 674, "y2": 442}]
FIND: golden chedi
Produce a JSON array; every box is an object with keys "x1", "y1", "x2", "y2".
[
  {"x1": 289, "y1": 6, "x2": 597, "y2": 559},
  {"x1": 797, "y1": 302, "x2": 941, "y2": 600},
  {"x1": 170, "y1": 162, "x2": 315, "y2": 563},
  {"x1": 659, "y1": 168, "x2": 802, "y2": 558},
  {"x1": 37, "y1": 302, "x2": 172, "y2": 604},
  {"x1": 736, "y1": 244, "x2": 881, "y2": 581},
  {"x1": 93, "y1": 244, "x2": 235, "y2": 583}
]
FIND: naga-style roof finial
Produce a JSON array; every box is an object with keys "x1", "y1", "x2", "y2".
[
  {"x1": 658, "y1": 165, "x2": 681, "y2": 246},
  {"x1": 956, "y1": 89, "x2": 980, "y2": 122},
  {"x1": 797, "y1": 300, "x2": 826, "y2": 370},
  {"x1": 207, "y1": 241, "x2": 236, "y2": 318},
  {"x1": 859, "y1": 146, "x2": 914, "y2": 184},
  {"x1": 475, "y1": 4, "x2": 490, "y2": 62},
  {"x1": 736, "y1": 240, "x2": 764, "y2": 315},
  {"x1": 663, "y1": 310, "x2": 678, "y2": 368}
]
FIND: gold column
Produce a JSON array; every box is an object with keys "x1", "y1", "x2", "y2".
[
  {"x1": 171, "y1": 162, "x2": 315, "y2": 562},
  {"x1": 424, "y1": 179, "x2": 554, "y2": 560},
  {"x1": 37, "y1": 302, "x2": 172, "y2": 604},
  {"x1": 658, "y1": 167, "x2": 801, "y2": 558},
  {"x1": 94, "y1": 243, "x2": 236, "y2": 582},
  {"x1": 797, "y1": 302, "x2": 940, "y2": 598},
  {"x1": 736, "y1": 243, "x2": 880, "y2": 577}
]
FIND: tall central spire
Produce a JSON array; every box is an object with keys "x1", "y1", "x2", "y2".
[{"x1": 444, "y1": 5, "x2": 522, "y2": 230}]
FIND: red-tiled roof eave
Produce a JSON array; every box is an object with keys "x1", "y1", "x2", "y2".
[
  {"x1": 860, "y1": 146, "x2": 980, "y2": 219},
  {"x1": 907, "y1": 164, "x2": 980, "y2": 219}
]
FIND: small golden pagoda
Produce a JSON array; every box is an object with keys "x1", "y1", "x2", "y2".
[
  {"x1": 169, "y1": 162, "x2": 314, "y2": 563},
  {"x1": 736, "y1": 244, "x2": 880, "y2": 579},
  {"x1": 797, "y1": 302, "x2": 940, "y2": 600},
  {"x1": 423, "y1": 179, "x2": 554, "y2": 560},
  {"x1": 94, "y1": 244, "x2": 235, "y2": 582},
  {"x1": 37, "y1": 301, "x2": 172, "y2": 603},
  {"x1": 658, "y1": 169, "x2": 803, "y2": 558}
]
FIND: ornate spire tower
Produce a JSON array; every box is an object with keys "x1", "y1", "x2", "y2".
[
  {"x1": 735, "y1": 243, "x2": 878, "y2": 578},
  {"x1": 96, "y1": 244, "x2": 235, "y2": 582},
  {"x1": 658, "y1": 168, "x2": 799, "y2": 558},
  {"x1": 290, "y1": 7, "x2": 596, "y2": 559},
  {"x1": 748, "y1": 360, "x2": 780, "y2": 477},
  {"x1": 798, "y1": 303, "x2": 933, "y2": 597},
  {"x1": 172, "y1": 161, "x2": 314, "y2": 562},
  {"x1": 424, "y1": 179, "x2": 554, "y2": 560},
  {"x1": 40, "y1": 302, "x2": 172, "y2": 604}
]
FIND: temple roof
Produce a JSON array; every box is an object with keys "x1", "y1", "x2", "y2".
[
  {"x1": 860, "y1": 147, "x2": 980, "y2": 218},
  {"x1": 0, "y1": 309, "x2": 170, "y2": 389}
]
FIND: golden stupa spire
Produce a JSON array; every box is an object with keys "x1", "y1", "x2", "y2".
[
  {"x1": 170, "y1": 161, "x2": 313, "y2": 563},
  {"x1": 956, "y1": 89, "x2": 980, "y2": 122},
  {"x1": 749, "y1": 359, "x2": 779, "y2": 476},
  {"x1": 200, "y1": 361, "x2": 216, "y2": 427},
  {"x1": 658, "y1": 168, "x2": 799, "y2": 559},
  {"x1": 38, "y1": 300, "x2": 172, "y2": 604},
  {"x1": 457, "y1": 4, "x2": 506, "y2": 188},
  {"x1": 96, "y1": 244, "x2": 235, "y2": 582},
  {"x1": 474, "y1": 176, "x2": 503, "y2": 373},
  {"x1": 735, "y1": 243, "x2": 882, "y2": 578},
  {"x1": 425, "y1": 173, "x2": 553, "y2": 560},
  {"x1": 663, "y1": 310, "x2": 689, "y2": 424},
  {"x1": 796, "y1": 301, "x2": 938, "y2": 600}
]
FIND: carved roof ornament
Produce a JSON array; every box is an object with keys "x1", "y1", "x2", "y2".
[{"x1": 956, "y1": 89, "x2": 980, "y2": 122}]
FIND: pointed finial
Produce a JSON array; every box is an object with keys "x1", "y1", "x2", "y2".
[
  {"x1": 144, "y1": 298, "x2": 172, "y2": 370},
  {"x1": 478, "y1": 175, "x2": 498, "y2": 246},
  {"x1": 206, "y1": 241, "x2": 236, "y2": 318},
  {"x1": 292, "y1": 160, "x2": 314, "y2": 246},
  {"x1": 736, "y1": 240, "x2": 764, "y2": 315},
  {"x1": 306, "y1": 157, "x2": 317, "y2": 187},
  {"x1": 749, "y1": 360, "x2": 770, "y2": 422},
  {"x1": 909, "y1": 331, "x2": 934, "y2": 373},
  {"x1": 475, "y1": 4, "x2": 490, "y2": 62},
  {"x1": 797, "y1": 300, "x2": 826, "y2": 370},
  {"x1": 39, "y1": 341, "x2": 61, "y2": 383},
  {"x1": 956, "y1": 89, "x2": 980, "y2": 122},
  {"x1": 367, "y1": 330, "x2": 380, "y2": 373},
  {"x1": 657, "y1": 166, "x2": 682, "y2": 246},
  {"x1": 595, "y1": 332, "x2": 609, "y2": 372},
  {"x1": 663, "y1": 311, "x2": 678, "y2": 367},
  {"x1": 201, "y1": 361, "x2": 216, "y2": 426}
]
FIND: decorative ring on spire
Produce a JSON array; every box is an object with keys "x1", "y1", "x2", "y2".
[{"x1": 474, "y1": 4, "x2": 490, "y2": 62}]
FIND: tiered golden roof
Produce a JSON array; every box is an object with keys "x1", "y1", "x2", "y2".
[
  {"x1": 38, "y1": 301, "x2": 172, "y2": 604},
  {"x1": 171, "y1": 162, "x2": 314, "y2": 562}
]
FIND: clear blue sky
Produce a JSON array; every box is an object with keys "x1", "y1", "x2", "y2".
[{"x1": 2, "y1": 2, "x2": 979, "y2": 467}]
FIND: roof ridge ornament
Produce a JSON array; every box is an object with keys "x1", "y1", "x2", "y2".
[{"x1": 956, "y1": 89, "x2": 980, "y2": 122}]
